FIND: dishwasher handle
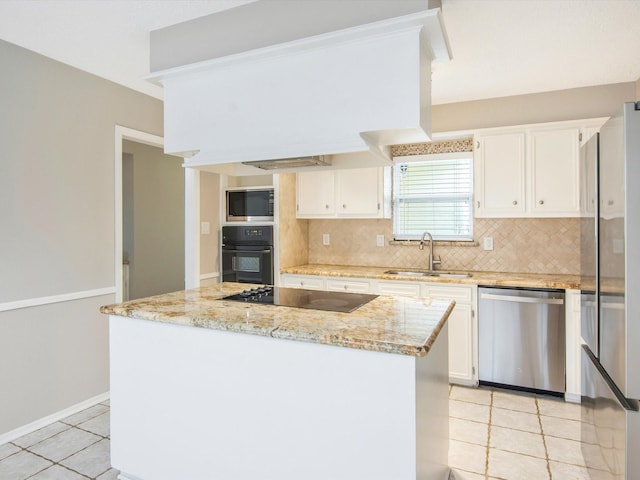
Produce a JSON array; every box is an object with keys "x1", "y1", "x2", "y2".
[{"x1": 480, "y1": 292, "x2": 564, "y2": 305}]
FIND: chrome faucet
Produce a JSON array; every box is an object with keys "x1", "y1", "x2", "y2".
[{"x1": 419, "y1": 231, "x2": 442, "y2": 272}]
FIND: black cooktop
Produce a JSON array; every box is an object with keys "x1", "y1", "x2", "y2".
[{"x1": 221, "y1": 286, "x2": 378, "y2": 313}]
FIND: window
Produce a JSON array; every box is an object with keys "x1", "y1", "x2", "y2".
[{"x1": 393, "y1": 155, "x2": 473, "y2": 241}]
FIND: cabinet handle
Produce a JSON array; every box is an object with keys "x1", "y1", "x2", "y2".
[
  {"x1": 477, "y1": 200, "x2": 480, "y2": 208},
  {"x1": 539, "y1": 200, "x2": 544, "y2": 205},
  {"x1": 342, "y1": 204, "x2": 347, "y2": 209},
  {"x1": 344, "y1": 285, "x2": 348, "y2": 291},
  {"x1": 325, "y1": 204, "x2": 329, "y2": 209},
  {"x1": 512, "y1": 200, "x2": 518, "y2": 205}
]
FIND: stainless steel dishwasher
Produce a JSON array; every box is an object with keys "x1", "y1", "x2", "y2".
[{"x1": 478, "y1": 287, "x2": 565, "y2": 394}]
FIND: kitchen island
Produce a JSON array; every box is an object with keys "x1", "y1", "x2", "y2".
[{"x1": 101, "y1": 282, "x2": 454, "y2": 480}]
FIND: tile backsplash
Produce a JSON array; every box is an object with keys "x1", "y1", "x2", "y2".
[
  {"x1": 308, "y1": 217, "x2": 579, "y2": 275},
  {"x1": 278, "y1": 173, "x2": 309, "y2": 268}
]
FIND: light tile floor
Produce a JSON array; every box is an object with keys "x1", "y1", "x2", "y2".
[
  {"x1": 0, "y1": 399, "x2": 119, "y2": 480},
  {"x1": 448, "y1": 384, "x2": 597, "y2": 480},
  {"x1": 0, "y1": 386, "x2": 596, "y2": 480}
]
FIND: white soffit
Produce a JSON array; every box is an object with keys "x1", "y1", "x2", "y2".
[{"x1": 158, "y1": 12, "x2": 446, "y2": 166}]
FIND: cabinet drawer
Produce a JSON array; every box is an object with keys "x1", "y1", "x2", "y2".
[
  {"x1": 423, "y1": 284, "x2": 473, "y2": 303},
  {"x1": 325, "y1": 279, "x2": 371, "y2": 293},
  {"x1": 280, "y1": 275, "x2": 325, "y2": 290},
  {"x1": 376, "y1": 281, "x2": 421, "y2": 297}
]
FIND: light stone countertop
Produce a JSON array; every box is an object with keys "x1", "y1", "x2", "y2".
[
  {"x1": 281, "y1": 264, "x2": 582, "y2": 290},
  {"x1": 100, "y1": 282, "x2": 455, "y2": 357}
]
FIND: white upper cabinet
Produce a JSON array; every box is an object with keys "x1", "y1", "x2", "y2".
[
  {"x1": 297, "y1": 167, "x2": 388, "y2": 219},
  {"x1": 335, "y1": 168, "x2": 382, "y2": 217},
  {"x1": 528, "y1": 127, "x2": 580, "y2": 216},
  {"x1": 296, "y1": 170, "x2": 335, "y2": 217},
  {"x1": 475, "y1": 131, "x2": 526, "y2": 216},
  {"x1": 580, "y1": 131, "x2": 599, "y2": 215},
  {"x1": 474, "y1": 118, "x2": 606, "y2": 218}
]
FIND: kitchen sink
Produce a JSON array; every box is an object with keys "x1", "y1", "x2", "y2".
[{"x1": 384, "y1": 270, "x2": 472, "y2": 279}]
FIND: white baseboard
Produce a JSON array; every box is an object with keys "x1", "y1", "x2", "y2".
[
  {"x1": 449, "y1": 378, "x2": 479, "y2": 388},
  {"x1": 199, "y1": 272, "x2": 220, "y2": 281},
  {"x1": 118, "y1": 473, "x2": 143, "y2": 480},
  {"x1": 0, "y1": 391, "x2": 110, "y2": 446},
  {"x1": 564, "y1": 392, "x2": 581, "y2": 404}
]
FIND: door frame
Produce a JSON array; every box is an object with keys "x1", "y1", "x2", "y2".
[{"x1": 114, "y1": 126, "x2": 199, "y2": 302}]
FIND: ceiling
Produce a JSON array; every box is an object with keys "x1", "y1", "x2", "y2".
[{"x1": 0, "y1": 0, "x2": 639, "y2": 105}]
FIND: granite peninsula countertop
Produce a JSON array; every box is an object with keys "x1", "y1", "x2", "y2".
[
  {"x1": 281, "y1": 264, "x2": 581, "y2": 290},
  {"x1": 100, "y1": 282, "x2": 455, "y2": 357}
]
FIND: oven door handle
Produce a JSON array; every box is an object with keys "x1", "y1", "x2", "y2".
[
  {"x1": 223, "y1": 248, "x2": 272, "y2": 254},
  {"x1": 231, "y1": 256, "x2": 236, "y2": 272}
]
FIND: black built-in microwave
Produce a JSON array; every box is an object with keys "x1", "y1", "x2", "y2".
[{"x1": 226, "y1": 188, "x2": 274, "y2": 222}]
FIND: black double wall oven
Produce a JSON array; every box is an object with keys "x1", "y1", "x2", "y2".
[{"x1": 221, "y1": 225, "x2": 273, "y2": 285}]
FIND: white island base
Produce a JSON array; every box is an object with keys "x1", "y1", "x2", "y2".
[{"x1": 109, "y1": 315, "x2": 450, "y2": 480}]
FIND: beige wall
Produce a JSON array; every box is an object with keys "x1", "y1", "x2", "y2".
[
  {"x1": 432, "y1": 82, "x2": 635, "y2": 133},
  {"x1": 636, "y1": 78, "x2": 640, "y2": 101},
  {"x1": 308, "y1": 218, "x2": 579, "y2": 275},
  {"x1": 0, "y1": 39, "x2": 163, "y2": 437},
  {"x1": 122, "y1": 140, "x2": 184, "y2": 300}
]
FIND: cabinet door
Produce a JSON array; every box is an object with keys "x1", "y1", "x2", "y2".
[
  {"x1": 325, "y1": 278, "x2": 371, "y2": 293},
  {"x1": 599, "y1": 117, "x2": 625, "y2": 219},
  {"x1": 447, "y1": 304, "x2": 475, "y2": 384},
  {"x1": 280, "y1": 274, "x2": 325, "y2": 290},
  {"x1": 580, "y1": 130, "x2": 599, "y2": 215},
  {"x1": 423, "y1": 284, "x2": 477, "y2": 385},
  {"x1": 581, "y1": 125, "x2": 601, "y2": 147},
  {"x1": 296, "y1": 171, "x2": 335, "y2": 217},
  {"x1": 475, "y1": 132, "x2": 526, "y2": 216},
  {"x1": 529, "y1": 127, "x2": 580, "y2": 215},
  {"x1": 376, "y1": 281, "x2": 421, "y2": 297},
  {"x1": 335, "y1": 168, "x2": 381, "y2": 217}
]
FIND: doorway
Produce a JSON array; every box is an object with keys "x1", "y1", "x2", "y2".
[
  {"x1": 122, "y1": 140, "x2": 184, "y2": 300},
  {"x1": 114, "y1": 127, "x2": 186, "y2": 302}
]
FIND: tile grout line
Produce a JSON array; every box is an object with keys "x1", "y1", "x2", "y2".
[
  {"x1": 536, "y1": 397, "x2": 552, "y2": 479},
  {"x1": 12, "y1": 436, "x2": 96, "y2": 480},
  {"x1": 485, "y1": 388, "x2": 493, "y2": 479},
  {"x1": 3, "y1": 419, "x2": 112, "y2": 480}
]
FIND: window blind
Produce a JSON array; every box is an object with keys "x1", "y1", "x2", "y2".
[{"x1": 393, "y1": 157, "x2": 473, "y2": 240}]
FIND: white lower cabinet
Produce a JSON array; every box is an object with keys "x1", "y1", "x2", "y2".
[
  {"x1": 564, "y1": 289, "x2": 581, "y2": 403},
  {"x1": 280, "y1": 274, "x2": 325, "y2": 290},
  {"x1": 280, "y1": 274, "x2": 478, "y2": 385},
  {"x1": 422, "y1": 284, "x2": 477, "y2": 386},
  {"x1": 325, "y1": 278, "x2": 371, "y2": 293},
  {"x1": 376, "y1": 280, "x2": 421, "y2": 297},
  {"x1": 441, "y1": 303, "x2": 475, "y2": 385}
]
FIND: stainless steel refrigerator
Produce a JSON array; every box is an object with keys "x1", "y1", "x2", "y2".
[{"x1": 580, "y1": 102, "x2": 640, "y2": 479}]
